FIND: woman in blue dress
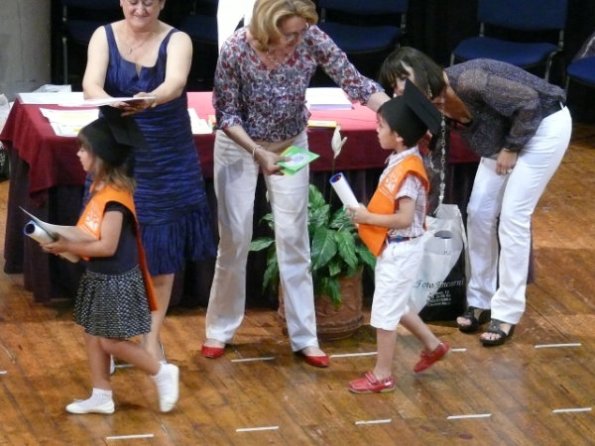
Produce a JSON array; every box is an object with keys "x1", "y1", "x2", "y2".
[{"x1": 82, "y1": 0, "x2": 216, "y2": 362}]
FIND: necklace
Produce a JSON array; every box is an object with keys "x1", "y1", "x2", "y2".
[
  {"x1": 123, "y1": 31, "x2": 155, "y2": 55},
  {"x1": 127, "y1": 38, "x2": 148, "y2": 55}
]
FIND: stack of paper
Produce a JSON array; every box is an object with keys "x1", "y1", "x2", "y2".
[
  {"x1": 305, "y1": 88, "x2": 353, "y2": 111},
  {"x1": 39, "y1": 108, "x2": 99, "y2": 137}
]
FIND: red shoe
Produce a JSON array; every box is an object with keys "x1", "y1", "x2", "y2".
[
  {"x1": 300, "y1": 352, "x2": 330, "y2": 368},
  {"x1": 348, "y1": 371, "x2": 396, "y2": 394},
  {"x1": 201, "y1": 344, "x2": 225, "y2": 359},
  {"x1": 414, "y1": 341, "x2": 450, "y2": 373}
]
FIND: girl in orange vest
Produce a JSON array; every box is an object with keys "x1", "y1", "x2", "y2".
[
  {"x1": 347, "y1": 83, "x2": 450, "y2": 393},
  {"x1": 41, "y1": 113, "x2": 179, "y2": 414}
]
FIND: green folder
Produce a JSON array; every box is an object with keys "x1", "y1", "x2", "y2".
[{"x1": 277, "y1": 145, "x2": 320, "y2": 175}]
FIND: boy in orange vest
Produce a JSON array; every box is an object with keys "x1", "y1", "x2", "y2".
[{"x1": 348, "y1": 81, "x2": 449, "y2": 393}]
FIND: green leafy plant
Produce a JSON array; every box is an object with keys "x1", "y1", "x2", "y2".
[{"x1": 250, "y1": 184, "x2": 375, "y2": 307}]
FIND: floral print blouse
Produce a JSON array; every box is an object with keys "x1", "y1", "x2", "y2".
[{"x1": 213, "y1": 25, "x2": 384, "y2": 142}]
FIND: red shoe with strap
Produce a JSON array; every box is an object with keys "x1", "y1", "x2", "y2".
[
  {"x1": 413, "y1": 341, "x2": 450, "y2": 373},
  {"x1": 348, "y1": 371, "x2": 396, "y2": 394}
]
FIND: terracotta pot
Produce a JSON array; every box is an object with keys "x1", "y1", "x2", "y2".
[{"x1": 278, "y1": 271, "x2": 364, "y2": 341}]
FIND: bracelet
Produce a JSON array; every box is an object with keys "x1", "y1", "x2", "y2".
[{"x1": 252, "y1": 145, "x2": 262, "y2": 158}]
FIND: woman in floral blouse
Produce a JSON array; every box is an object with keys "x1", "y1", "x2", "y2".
[{"x1": 201, "y1": 0, "x2": 389, "y2": 367}]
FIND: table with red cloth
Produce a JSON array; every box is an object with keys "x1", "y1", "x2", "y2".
[{"x1": 0, "y1": 92, "x2": 478, "y2": 306}]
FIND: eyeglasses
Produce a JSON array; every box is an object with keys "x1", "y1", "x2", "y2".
[
  {"x1": 126, "y1": 0, "x2": 157, "y2": 7},
  {"x1": 281, "y1": 23, "x2": 309, "y2": 43}
]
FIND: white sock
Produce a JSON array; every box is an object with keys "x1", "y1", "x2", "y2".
[{"x1": 154, "y1": 363, "x2": 172, "y2": 381}]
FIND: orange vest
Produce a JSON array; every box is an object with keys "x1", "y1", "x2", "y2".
[
  {"x1": 77, "y1": 184, "x2": 157, "y2": 311},
  {"x1": 358, "y1": 155, "x2": 429, "y2": 257}
]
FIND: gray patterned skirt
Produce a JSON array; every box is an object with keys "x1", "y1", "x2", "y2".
[{"x1": 74, "y1": 265, "x2": 152, "y2": 339}]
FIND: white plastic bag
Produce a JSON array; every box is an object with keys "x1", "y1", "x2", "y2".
[{"x1": 409, "y1": 203, "x2": 467, "y2": 314}]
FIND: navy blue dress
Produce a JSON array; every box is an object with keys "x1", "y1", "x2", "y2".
[{"x1": 103, "y1": 24, "x2": 216, "y2": 274}]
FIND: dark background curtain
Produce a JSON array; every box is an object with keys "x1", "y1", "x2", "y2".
[{"x1": 50, "y1": 0, "x2": 595, "y2": 120}]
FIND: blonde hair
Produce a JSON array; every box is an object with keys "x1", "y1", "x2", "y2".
[{"x1": 249, "y1": 0, "x2": 318, "y2": 52}]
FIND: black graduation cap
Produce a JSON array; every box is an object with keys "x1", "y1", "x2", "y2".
[
  {"x1": 78, "y1": 105, "x2": 146, "y2": 167},
  {"x1": 380, "y1": 80, "x2": 442, "y2": 148}
]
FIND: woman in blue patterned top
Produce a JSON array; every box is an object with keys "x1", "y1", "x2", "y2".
[
  {"x1": 201, "y1": 0, "x2": 390, "y2": 367},
  {"x1": 379, "y1": 47, "x2": 572, "y2": 347}
]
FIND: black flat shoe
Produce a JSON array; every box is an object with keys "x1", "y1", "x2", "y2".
[
  {"x1": 457, "y1": 306, "x2": 491, "y2": 333},
  {"x1": 480, "y1": 319, "x2": 516, "y2": 347}
]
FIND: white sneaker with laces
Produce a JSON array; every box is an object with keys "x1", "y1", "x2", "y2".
[{"x1": 153, "y1": 363, "x2": 179, "y2": 413}]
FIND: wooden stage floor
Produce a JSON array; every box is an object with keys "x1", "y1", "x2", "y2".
[{"x1": 0, "y1": 124, "x2": 593, "y2": 445}]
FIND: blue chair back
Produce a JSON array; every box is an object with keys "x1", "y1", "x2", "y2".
[
  {"x1": 318, "y1": 0, "x2": 409, "y2": 15},
  {"x1": 478, "y1": 0, "x2": 567, "y2": 31}
]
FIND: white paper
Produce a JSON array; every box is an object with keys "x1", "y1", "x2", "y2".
[
  {"x1": 39, "y1": 107, "x2": 99, "y2": 136},
  {"x1": 188, "y1": 108, "x2": 213, "y2": 134},
  {"x1": 330, "y1": 172, "x2": 359, "y2": 207},
  {"x1": 57, "y1": 96, "x2": 157, "y2": 107},
  {"x1": 23, "y1": 221, "x2": 80, "y2": 263},
  {"x1": 18, "y1": 92, "x2": 84, "y2": 105},
  {"x1": 331, "y1": 126, "x2": 347, "y2": 159},
  {"x1": 21, "y1": 207, "x2": 97, "y2": 263},
  {"x1": 306, "y1": 88, "x2": 353, "y2": 110}
]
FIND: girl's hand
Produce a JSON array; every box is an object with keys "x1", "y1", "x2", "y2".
[{"x1": 41, "y1": 237, "x2": 68, "y2": 255}]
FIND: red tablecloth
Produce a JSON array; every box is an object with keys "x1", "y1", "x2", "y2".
[
  {"x1": 0, "y1": 92, "x2": 390, "y2": 199},
  {"x1": 1, "y1": 91, "x2": 479, "y2": 304}
]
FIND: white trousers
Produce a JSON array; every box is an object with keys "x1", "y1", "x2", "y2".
[
  {"x1": 206, "y1": 130, "x2": 319, "y2": 351},
  {"x1": 466, "y1": 107, "x2": 572, "y2": 324}
]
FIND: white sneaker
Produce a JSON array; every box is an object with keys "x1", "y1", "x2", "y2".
[
  {"x1": 153, "y1": 363, "x2": 179, "y2": 413},
  {"x1": 66, "y1": 398, "x2": 115, "y2": 414}
]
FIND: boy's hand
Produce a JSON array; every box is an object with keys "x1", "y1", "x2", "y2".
[{"x1": 347, "y1": 204, "x2": 368, "y2": 224}]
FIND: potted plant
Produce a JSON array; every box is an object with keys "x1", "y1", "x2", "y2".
[{"x1": 250, "y1": 183, "x2": 375, "y2": 340}]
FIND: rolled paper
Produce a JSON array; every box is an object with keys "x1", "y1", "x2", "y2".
[
  {"x1": 330, "y1": 172, "x2": 359, "y2": 207},
  {"x1": 23, "y1": 221, "x2": 79, "y2": 263},
  {"x1": 24, "y1": 221, "x2": 54, "y2": 243}
]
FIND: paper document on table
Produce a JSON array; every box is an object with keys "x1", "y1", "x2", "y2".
[
  {"x1": 21, "y1": 207, "x2": 97, "y2": 263},
  {"x1": 329, "y1": 172, "x2": 359, "y2": 207},
  {"x1": 188, "y1": 108, "x2": 213, "y2": 134},
  {"x1": 306, "y1": 88, "x2": 353, "y2": 110},
  {"x1": 18, "y1": 92, "x2": 84, "y2": 105},
  {"x1": 40, "y1": 107, "x2": 99, "y2": 136}
]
